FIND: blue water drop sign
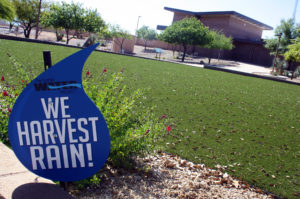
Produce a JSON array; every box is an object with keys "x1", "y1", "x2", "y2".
[{"x1": 8, "y1": 44, "x2": 110, "y2": 182}]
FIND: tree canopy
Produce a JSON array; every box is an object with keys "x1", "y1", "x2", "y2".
[
  {"x1": 204, "y1": 31, "x2": 234, "y2": 63},
  {"x1": 205, "y1": 31, "x2": 233, "y2": 50},
  {"x1": 136, "y1": 26, "x2": 157, "y2": 50},
  {"x1": 284, "y1": 36, "x2": 300, "y2": 62},
  {"x1": 41, "y1": 2, "x2": 105, "y2": 44},
  {"x1": 110, "y1": 25, "x2": 132, "y2": 53},
  {"x1": 265, "y1": 19, "x2": 300, "y2": 55},
  {"x1": 84, "y1": 8, "x2": 105, "y2": 34},
  {"x1": 159, "y1": 17, "x2": 213, "y2": 62},
  {"x1": 0, "y1": 0, "x2": 15, "y2": 21},
  {"x1": 12, "y1": 0, "x2": 40, "y2": 38}
]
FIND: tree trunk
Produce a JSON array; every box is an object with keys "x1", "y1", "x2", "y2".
[
  {"x1": 181, "y1": 45, "x2": 187, "y2": 62},
  {"x1": 289, "y1": 61, "x2": 294, "y2": 80},
  {"x1": 120, "y1": 39, "x2": 125, "y2": 53},
  {"x1": 9, "y1": 23, "x2": 13, "y2": 31},
  {"x1": 208, "y1": 49, "x2": 213, "y2": 64},
  {"x1": 192, "y1": 45, "x2": 196, "y2": 56},
  {"x1": 35, "y1": 0, "x2": 42, "y2": 39},
  {"x1": 144, "y1": 41, "x2": 147, "y2": 51},
  {"x1": 23, "y1": 25, "x2": 32, "y2": 38},
  {"x1": 66, "y1": 29, "x2": 69, "y2": 44}
]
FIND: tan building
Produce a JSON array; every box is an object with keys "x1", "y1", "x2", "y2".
[{"x1": 157, "y1": 7, "x2": 274, "y2": 66}]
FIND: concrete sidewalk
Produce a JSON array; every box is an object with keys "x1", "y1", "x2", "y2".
[{"x1": 0, "y1": 142, "x2": 74, "y2": 199}]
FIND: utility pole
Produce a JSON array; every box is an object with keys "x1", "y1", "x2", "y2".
[
  {"x1": 272, "y1": 33, "x2": 282, "y2": 74},
  {"x1": 293, "y1": 0, "x2": 298, "y2": 21},
  {"x1": 35, "y1": 0, "x2": 42, "y2": 39}
]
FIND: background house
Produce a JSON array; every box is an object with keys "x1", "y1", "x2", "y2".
[{"x1": 156, "y1": 7, "x2": 274, "y2": 66}]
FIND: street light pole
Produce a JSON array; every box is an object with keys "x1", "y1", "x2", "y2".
[
  {"x1": 272, "y1": 32, "x2": 283, "y2": 74},
  {"x1": 136, "y1": 16, "x2": 141, "y2": 34},
  {"x1": 293, "y1": 0, "x2": 299, "y2": 21}
]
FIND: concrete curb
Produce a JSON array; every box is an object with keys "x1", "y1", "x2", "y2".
[{"x1": 0, "y1": 142, "x2": 74, "y2": 199}]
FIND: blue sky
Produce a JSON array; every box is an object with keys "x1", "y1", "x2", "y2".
[{"x1": 60, "y1": 0, "x2": 299, "y2": 38}]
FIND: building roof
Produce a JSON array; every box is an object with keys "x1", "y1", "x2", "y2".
[{"x1": 164, "y1": 7, "x2": 273, "y2": 30}]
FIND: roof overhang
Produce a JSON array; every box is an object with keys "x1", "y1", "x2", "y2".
[
  {"x1": 157, "y1": 25, "x2": 168, "y2": 30},
  {"x1": 164, "y1": 7, "x2": 273, "y2": 30}
]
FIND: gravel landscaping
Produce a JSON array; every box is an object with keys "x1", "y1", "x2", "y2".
[{"x1": 71, "y1": 153, "x2": 273, "y2": 199}]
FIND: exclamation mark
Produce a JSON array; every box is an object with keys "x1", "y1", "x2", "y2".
[{"x1": 86, "y1": 143, "x2": 93, "y2": 167}]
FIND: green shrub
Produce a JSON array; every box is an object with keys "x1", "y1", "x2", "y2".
[
  {"x1": 1, "y1": 53, "x2": 169, "y2": 189},
  {"x1": 72, "y1": 71, "x2": 169, "y2": 189},
  {"x1": 72, "y1": 172, "x2": 102, "y2": 189},
  {"x1": 0, "y1": 54, "x2": 32, "y2": 146},
  {"x1": 83, "y1": 71, "x2": 168, "y2": 167},
  {"x1": 0, "y1": 83, "x2": 16, "y2": 145}
]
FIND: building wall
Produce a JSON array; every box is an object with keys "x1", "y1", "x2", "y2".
[
  {"x1": 166, "y1": 12, "x2": 272, "y2": 65},
  {"x1": 135, "y1": 38, "x2": 273, "y2": 66},
  {"x1": 228, "y1": 16, "x2": 262, "y2": 40},
  {"x1": 231, "y1": 41, "x2": 273, "y2": 66},
  {"x1": 173, "y1": 12, "x2": 194, "y2": 22},
  {"x1": 112, "y1": 36, "x2": 135, "y2": 54},
  {"x1": 172, "y1": 13, "x2": 263, "y2": 41},
  {"x1": 200, "y1": 15, "x2": 231, "y2": 36}
]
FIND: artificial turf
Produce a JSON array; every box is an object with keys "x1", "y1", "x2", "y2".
[{"x1": 0, "y1": 39, "x2": 299, "y2": 198}]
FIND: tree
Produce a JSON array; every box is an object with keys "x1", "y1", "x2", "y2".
[
  {"x1": 97, "y1": 25, "x2": 112, "y2": 41},
  {"x1": 0, "y1": 0, "x2": 15, "y2": 21},
  {"x1": 284, "y1": 37, "x2": 300, "y2": 62},
  {"x1": 276, "y1": 19, "x2": 300, "y2": 47},
  {"x1": 110, "y1": 25, "x2": 132, "y2": 53},
  {"x1": 205, "y1": 31, "x2": 233, "y2": 64},
  {"x1": 159, "y1": 17, "x2": 212, "y2": 62},
  {"x1": 34, "y1": 0, "x2": 42, "y2": 39},
  {"x1": 265, "y1": 19, "x2": 300, "y2": 55},
  {"x1": 84, "y1": 8, "x2": 105, "y2": 35},
  {"x1": 41, "y1": 2, "x2": 85, "y2": 44},
  {"x1": 12, "y1": 0, "x2": 40, "y2": 38},
  {"x1": 136, "y1": 25, "x2": 157, "y2": 50},
  {"x1": 284, "y1": 35, "x2": 300, "y2": 78}
]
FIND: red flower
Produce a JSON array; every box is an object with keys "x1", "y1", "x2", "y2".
[
  {"x1": 21, "y1": 80, "x2": 25, "y2": 83},
  {"x1": 1, "y1": 76, "x2": 4, "y2": 81},
  {"x1": 103, "y1": 68, "x2": 107, "y2": 73},
  {"x1": 2, "y1": 91, "x2": 8, "y2": 96},
  {"x1": 15, "y1": 93, "x2": 18, "y2": 97},
  {"x1": 166, "y1": 125, "x2": 171, "y2": 132},
  {"x1": 86, "y1": 71, "x2": 90, "y2": 76},
  {"x1": 160, "y1": 114, "x2": 166, "y2": 119},
  {"x1": 143, "y1": 129, "x2": 150, "y2": 137},
  {"x1": 8, "y1": 108, "x2": 11, "y2": 112}
]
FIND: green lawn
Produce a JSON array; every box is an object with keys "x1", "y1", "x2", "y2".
[{"x1": 1, "y1": 40, "x2": 299, "y2": 198}]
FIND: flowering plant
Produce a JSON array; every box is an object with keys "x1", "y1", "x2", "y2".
[
  {"x1": 0, "y1": 77, "x2": 18, "y2": 145},
  {"x1": 0, "y1": 54, "x2": 172, "y2": 168},
  {"x1": 0, "y1": 53, "x2": 33, "y2": 146},
  {"x1": 83, "y1": 70, "x2": 170, "y2": 167}
]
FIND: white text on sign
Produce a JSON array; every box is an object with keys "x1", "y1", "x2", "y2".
[{"x1": 16, "y1": 97, "x2": 98, "y2": 170}]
